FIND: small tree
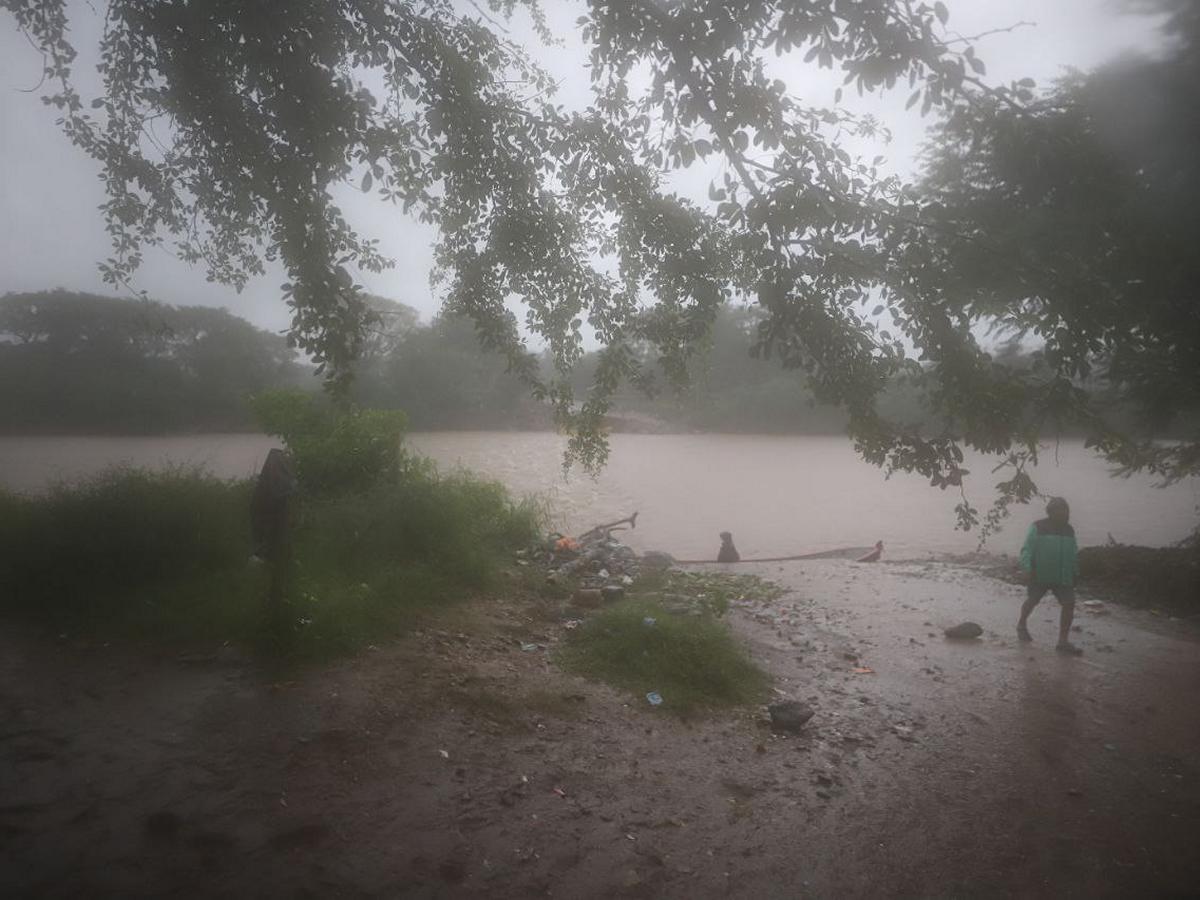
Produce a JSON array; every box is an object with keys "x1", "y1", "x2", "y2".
[{"x1": 252, "y1": 390, "x2": 407, "y2": 495}]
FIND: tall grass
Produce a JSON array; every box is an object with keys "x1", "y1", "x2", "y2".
[
  {"x1": 0, "y1": 467, "x2": 251, "y2": 622},
  {"x1": 0, "y1": 464, "x2": 543, "y2": 658}
]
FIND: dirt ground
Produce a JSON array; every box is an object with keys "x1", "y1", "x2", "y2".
[{"x1": 2, "y1": 559, "x2": 1198, "y2": 899}]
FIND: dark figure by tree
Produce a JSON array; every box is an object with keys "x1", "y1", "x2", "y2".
[{"x1": 251, "y1": 448, "x2": 296, "y2": 623}]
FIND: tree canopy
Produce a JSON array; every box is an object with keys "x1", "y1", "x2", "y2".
[
  {"x1": 4, "y1": 0, "x2": 1196, "y2": 530},
  {"x1": 913, "y1": 1, "x2": 1199, "y2": 493},
  {"x1": 0, "y1": 289, "x2": 300, "y2": 430}
]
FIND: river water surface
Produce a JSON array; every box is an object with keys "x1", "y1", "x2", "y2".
[{"x1": 1, "y1": 433, "x2": 1195, "y2": 559}]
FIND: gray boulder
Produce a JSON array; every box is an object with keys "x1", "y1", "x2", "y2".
[
  {"x1": 640, "y1": 550, "x2": 676, "y2": 570},
  {"x1": 768, "y1": 701, "x2": 815, "y2": 734},
  {"x1": 944, "y1": 621, "x2": 984, "y2": 640}
]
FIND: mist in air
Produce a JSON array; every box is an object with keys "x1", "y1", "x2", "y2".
[{"x1": 1, "y1": 1, "x2": 1197, "y2": 897}]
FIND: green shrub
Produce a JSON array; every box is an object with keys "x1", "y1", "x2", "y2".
[
  {"x1": 298, "y1": 472, "x2": 543, "y2": 589},
  {"x1": 558, "y1": 599, "x2": 769, "y2": 714},
  {"x1": 251, "y1": 389, "x2": 407, "y2": 494},
  {"x1": 0, "y1": 463, "x2": 544, "y2": 658},
  {"x1": 0, "y1": 467, "x2": 250, "y2": 624}
]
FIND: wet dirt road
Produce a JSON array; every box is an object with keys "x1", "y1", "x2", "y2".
[
  {"x1": 1, "y1": 560, "x2": 1197, "y2": 898},
  {"x1": 723, "y1": 559, "x2": 1200, "y2": 897}
]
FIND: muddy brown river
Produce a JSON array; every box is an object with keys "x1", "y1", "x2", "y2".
[{"x1": 1, "y1": 432, "x2": 1195, "y2": 558}]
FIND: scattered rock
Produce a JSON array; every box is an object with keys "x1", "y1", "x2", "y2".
[
  {"x1": 768, "y1": 701, "x2": 814, "y2": 734},
  {"x1": 944, "y1": 622, "x2": 983, "y2": 640},
  {"x1": 640, "y1": 550, "x2": 676, "y2": 570}
]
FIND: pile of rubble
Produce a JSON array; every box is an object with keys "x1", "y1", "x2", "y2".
[{"x1": 515, "y1": 510, "x2": 677, "y2": 609}]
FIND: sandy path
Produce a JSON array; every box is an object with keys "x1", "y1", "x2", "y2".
[{"x1": 1, "y1": 561, "x2": 1197, "y2": 898}]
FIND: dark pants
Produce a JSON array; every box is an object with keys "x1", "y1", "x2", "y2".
[
  {"x1": 1027, "y1": 583, "x2": 1075, "y2": 606},
  {"x1": 1020, "y1": 583, "x2": 1076, "y2": 645}
]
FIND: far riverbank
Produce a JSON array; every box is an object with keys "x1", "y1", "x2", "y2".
[{"x1": 1, "y1": 432, "x2": 1196, "y2": 560}]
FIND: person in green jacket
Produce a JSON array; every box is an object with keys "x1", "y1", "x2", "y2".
[{"x1": 1018, "y1": 497, "x2": 1083, "y2": 655}]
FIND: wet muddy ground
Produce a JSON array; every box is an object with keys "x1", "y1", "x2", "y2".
[{"x1": 2, "y1": 560, "x2": 1198, "y2": 898}]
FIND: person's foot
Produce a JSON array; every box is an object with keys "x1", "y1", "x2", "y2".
[
  {"x1": 1017, "y1": 624, "x2": 1033, "y2": 643},
  {"x1": 1056, "y1": 641, "x2": 1084, "y2": 656}
]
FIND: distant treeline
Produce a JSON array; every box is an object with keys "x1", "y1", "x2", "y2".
[
  {"x1": 353, "y1": 298, "x2": 1197, "y2": 439},
  {"x1": 349, "y1": 297, "x2": 860, "y2": 433},
  {"x1": 0, "y1": 290, "x2": 303, "y2": 432},
  {"x1": 1, "y1": 290, "x2": 1186, "y2": 437}
]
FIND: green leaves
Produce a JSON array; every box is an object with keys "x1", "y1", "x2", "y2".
[{"x1": 23, "y1": 0, "x2": 1170, "y2": 516}]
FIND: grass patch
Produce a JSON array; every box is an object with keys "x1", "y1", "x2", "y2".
[
  {"x1": 0, "y1": 465, "x2": 543, "y2": 660},
  {"x1": 627, "y1": 569, "x2": 786, "y2": 615},
  {"x1": 557, "y1": 599, "x2": 769, "y2": 715}
]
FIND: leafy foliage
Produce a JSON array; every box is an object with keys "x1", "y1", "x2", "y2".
[
  {"x1": 1, "y1": 2, "x2": 993, "y2": 436},
  {"x1": 913, "y1": 3, "x2": 1200, "y2": 497},
  {"x1": 0, "y1": 290, "x2": 299, "y2": 431},
  {"x1": 3, "y1": 0, "x2": 1196, "y2": 532},
  {"x1": 302, "y1": 472, "x2": 544, "y2": 594},
  {"x1": 353, "y1": 305, "x2": 547, "y2": 428},
  {"x1": 0, "y1": 466, "x2": 250, "y2": 610},
  {"x1": 0, "y1": 464, "x2": 543, "y2": 657},
  {"x1": 251, "y1": 389, "x2": 407, "y2": 495}
]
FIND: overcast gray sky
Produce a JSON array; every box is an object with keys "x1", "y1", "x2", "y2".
[{"x1": 0, "y1": 0, "x2": 1165, "y2": 336}]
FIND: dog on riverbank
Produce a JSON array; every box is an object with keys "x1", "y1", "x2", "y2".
[{"x1": 717, "y1": 531, "x2": 740, "y2": 563}]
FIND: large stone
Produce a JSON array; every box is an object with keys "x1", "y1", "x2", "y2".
[
  {"x1": 640, "y1": 550, "x2": 676, "y2": 570},
  {"x1": 768, "y1": 701, "x2": 814, "y2": 734},
  {"x1": 944, "y1": 621, "x2": 984, "y2": 640}
]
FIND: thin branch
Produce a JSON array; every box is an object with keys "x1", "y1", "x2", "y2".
[
  {"x1": 517, "y1": 75, "x2": 563, "y2": 106},
  {"x1": 944, "y1": 20, "x2": 1036, "y2": 45},
  {"x1": 465, "y1": 0, "x2": 509, "y2": 34},
  {"x1": 14, "y1": 25, "x2": 48, "y2": 93}
]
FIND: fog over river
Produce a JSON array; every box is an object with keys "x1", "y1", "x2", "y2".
[{"x1": 2, "y1": 433, "x2": 1196, "y2": 560}]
